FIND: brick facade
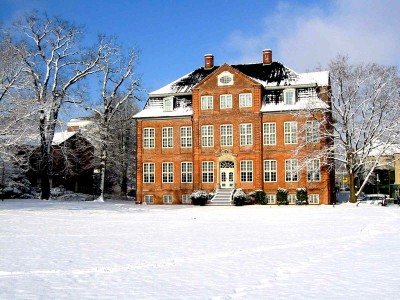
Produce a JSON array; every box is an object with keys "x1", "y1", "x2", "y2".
[{"x1": 134, "y1": 54, "x2": 334, "y2": 205}]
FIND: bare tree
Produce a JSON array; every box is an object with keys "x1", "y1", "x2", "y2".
[
  {"x1": 6, "y1": 12, "x2": 114, "y2": 199},
  {"x1": 86, "y1": 47, "x2": 141, "y2": 202},
  {"x1": 310, "y1": 56, "x2": 400, "y2": 203}
]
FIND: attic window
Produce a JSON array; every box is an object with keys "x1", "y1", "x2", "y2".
[
  {"x1": 218, "y1": 71, "x2": 234, "y2": 86},
  {"x1": 284, "y1": 89, "x2": 296, "y2": 105},
  {"x1": 163, "y1": 96, "x2": 174, "y2": 112}
]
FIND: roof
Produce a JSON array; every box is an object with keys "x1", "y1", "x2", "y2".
[
  {"x1": 149, "y1": 62, "x2": 329, "y2": 96},
  {"x1": 134, "y1": 60, "x2": 330, "y2": 119}
]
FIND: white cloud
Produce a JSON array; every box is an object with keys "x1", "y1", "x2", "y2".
[{"x1": 225, "y1": 0, "x2": 400, "y2": 72}]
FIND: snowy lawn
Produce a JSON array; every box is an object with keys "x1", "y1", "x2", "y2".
[{"x1": 0, "y1": 199, "x2": 399, "y2": 300}]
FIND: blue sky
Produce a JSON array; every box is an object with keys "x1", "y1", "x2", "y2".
[{"x1": 1, "y1": 0, "x2": 399, "y2": 100}]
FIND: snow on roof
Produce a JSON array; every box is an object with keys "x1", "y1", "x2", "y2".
[
  {"x1": 261, "y1": 98, "x2": 329, "y2": 113},
  {"x1": 149, "y1": 63, "x2": 329, "y2": 96},
  {"x1": 52, "y1": 131, "x2": 77, "y2": 145},
  {"x1": 132, "y1": 105, "x2": 193, "y2": 119}
]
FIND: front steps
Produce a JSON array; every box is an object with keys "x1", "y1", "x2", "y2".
[{"x1": 208, "y1": 189, "x2": 234, "y2": 206}]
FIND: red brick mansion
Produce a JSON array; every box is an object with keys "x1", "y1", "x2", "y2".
[{"x1": 133, "y1": 50, "x2": 334, "y2": 205}]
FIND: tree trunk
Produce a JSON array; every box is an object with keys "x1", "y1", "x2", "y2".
[
  {"x1": 95, "y1": 145, "x2": 107, "y2": 202},
  {"x1": 349, "y1": 171, "x2": 357, "y2": 203}
]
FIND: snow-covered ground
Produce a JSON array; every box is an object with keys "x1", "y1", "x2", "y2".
[{"x1": 0, "y1": 199, "x2": 399, "y2": 299}]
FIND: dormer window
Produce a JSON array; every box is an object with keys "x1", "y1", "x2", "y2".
[
  {"x1": 218, "y1": 71, "x2": 234, "y2": 86},
  {"x1": 163, "y1": 96, "x2": 174, "y2": 112},
  {"x1": 284, "y1": 89, "x2": 296, "y2": 105}
]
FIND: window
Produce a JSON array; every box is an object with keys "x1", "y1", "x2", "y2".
[
  {"x1": 285, "y1": 159, "x2": 298, "y2": 182},
  {"x1": 240, "y1": 160, "x2": 253, "y2": 182},
  {"x1": 306, "y1": 120, "x2": 320, "y2": 143},
  {"x1": 308, "y1": 194, "x2": 320, "y2": 204},
  {"x1": 264, "y1": 160, "x2": 277, "y2": 182},
  {"x1": 201, "y1": 125, "x2": 214, "y2": 147},
  {"x1": 162, "y1": 162, "x2": 174, "y2": 183},
  {"x1": 240, "y1": 124, "x2": 253, "y2": 146},
  {"x1": 163, "y1": 195, "x2": 173, "y2": 204},
  {"x1": 288, "y1": 194, "x2": 297, "y2": 204},
  {"x1": 180, "y1": 127, "x2": 192, "y2": 148},
  {"x1": 218, "y1": 71, "x2": 234, "y2": 86},
  {"x1": 201, "y1": 96, "x2": 213, "y2": 110},
  {"x1": 239, "y1": 93, "x2": 252, "y2": 107},
  {"x1": 284, "y1": 89, "x2": 296, "y2": 105},
  {"x1": 143, "y1": 163, "x2": 155, "y2": 183},
  {"x1": 163, "y1": 96, "x2": 173, "y2": 112},
  {"x1": 143, "y1": 128, "x2": 155, "y2": 148},
  {"x1": 220, "y1": 94, "x2": 232, "y2": 109},
  {"x1": 182, "y1": 194, "x2": 191, "y2": 204},
  {"x1": 144, "y1": 195, "x2": 154, "y2": 204},
  {"x1": 202, "y1": 161, "x2": 214, "y2": 183},
  {"x1": 162, "y1": 127, "x2": 173, "y2": 148},
  {"x1": 263, "y1": 123, "x2": 276, "y2": 145},
  {"x1": 307, "y1": 159, "x2": 321, "y2": 182},
  {"x1": 266, "y1": 194, "x2": 276, "y2": 204},
  {"x1": 284, "y1": 122, "x2": 298, "y2": 144},
  {"x1": 220, "y1": 124, "x2": 233, "y2": 146},
  {"x1": 181, "y1": 162, "x2": 193, "y2": 183}
]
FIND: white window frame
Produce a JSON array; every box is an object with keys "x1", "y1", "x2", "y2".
[
  {"x1": 162, "y1": 162, "x2": 174, "y2": 183},
  {"x1": 143, "y1": 163, "x2": 155, "y2": 183},
  {"x1": 306, "y1": 120, "x2": 320, "y2": 143},
  {"x1": 285, "y1": 159, "x2": 299, "y2": 182},
  {"x1": 163, "y1": 195, "x2": 173, "y2": 204},
  {"x1": 307, "y1": 159, "x2": 321, "y2": 182},
  {"x1": 266, "y1": 194, "x2": 276, "y2": 204},
  {"x1": 240, "y1": 160, "x2": 253, "y2": 182},
  {"x1": 201, "y1": 96, "x2": 213, "y2": 110},
  {"x1": 218, "y1": 71, "x2": 234, "y2": 86},
  {"x1": 288, "y1": 194, "x2": 297, "y2": 204},
  {"x1": 180, "y1": 126, "x2": 192, "y2": 148},
  {"x1": 163, "y1": 96, "x2": 174, "y2": 112},
  {"x1": 144, "y1": 195, "x2": 154, "y2": 204},
  {"x1": 284, "y1": 89, "x2": 296, "y2": 105},
  {"x1": 220, "y1": 94, "x2": 232, "y2": 109},
  {"x1": 308, "y1": 194, "x2": 320, "y2": 204},
  {"x1": 181, "y1": 162, "x2": 193, "y2": 183},
  {"x1": 220, "y1": 124, "x2": 233, "y2": 146},
  {"x1": 202, "y1": 161, "x2": 214, "y2": 183},
  {"x1": 263, "y1": 122, "x2": 276, "y2": 145},
  {"x1": 264, "y1": 160, "x2": 277, "y2": 182},
  {"x1": 162, "y1": 127, "x2": 173, "y2": 148},
  {"x1": 239, "y1": 93, "x2": 252, "y2": 107},
  {"x1": 240, "y1": 123, "x2": 253, "y2": 146},
  {"x1": 143, "y1": 128, "x2": 155, "y2": 149},
  {"x1": 284, "y1": 121, "x2": 298, "y2": 144},
  {"x1": 201, "y1": 125, "x2": 214, "y2": 147},
  {"x1": 182, "y1": 194, "x2": 191, "y2": 204}
]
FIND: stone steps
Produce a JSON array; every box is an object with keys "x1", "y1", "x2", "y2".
[{"x1": 208, "y1": 189, "x2": 234, "y2": 206}]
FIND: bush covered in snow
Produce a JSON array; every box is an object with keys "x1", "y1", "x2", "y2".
[
  {"x1": 0, "y1": 174, "x2": 36, "y2": 199},
  {"x1": 296, "y1": 188, "x2": 308, "y2": 205},
  {"x1": 277, "y1": 187, "x2": 289, "y2": 205},
  {"x1": 190, "y1": 190, "x2": 208, "y2": 206},
  {"x1": 233, "y1": 189, "x2": 247, "y2": 206},
  {"x1": 249, "y1": 190, "x2": 266, "y2": 205}
]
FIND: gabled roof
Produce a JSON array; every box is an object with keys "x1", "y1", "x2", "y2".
[{"x1": 149, "y1": 62, "x2": 329, "y2": 96}]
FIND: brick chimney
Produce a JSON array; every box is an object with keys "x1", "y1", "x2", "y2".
[
  {"x1": 204, "y1": 54, "x2": 214, "y2": 69},
  {"x1": 263, "y1": 49, "x2": 272, "y2": 65}
]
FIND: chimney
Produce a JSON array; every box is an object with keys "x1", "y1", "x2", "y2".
[
  {"x1": 204, "y1": 54, "x2": 214, "y2": 69},
  {"x1": 263, "y1": 49, "x2": 272, "y2": 65}
]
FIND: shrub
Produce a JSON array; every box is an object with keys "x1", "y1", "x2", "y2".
[
  {"x1": 253, "y1": 190, "x2": 266, "y2": 205},
  {"x1": 233, "y1": 189, "x2": 246, "y2": 206},
  {"x1": 277, "y1": 187, "x2": 289, "y2": 205},
  {"x1": 296, "y1": 188, "x2": 308, "y2": 205},
  {"x1": 190, "y1": 190, "x2": 208, "y2": 206}
]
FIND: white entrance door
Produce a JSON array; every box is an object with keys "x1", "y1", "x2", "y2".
[{"x1": 220, "y1": 161, "x2": 235, "y2": 189}]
